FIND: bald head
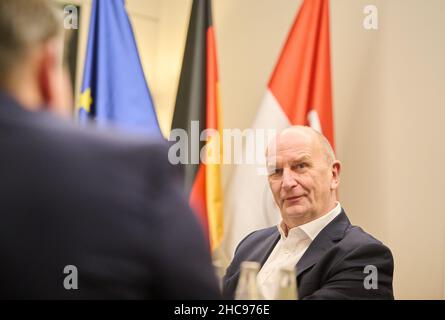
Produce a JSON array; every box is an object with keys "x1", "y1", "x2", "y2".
[{"x1": 267, "y1": 126, "x2": 336, "y2": 166}]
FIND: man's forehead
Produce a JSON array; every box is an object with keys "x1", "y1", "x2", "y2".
[
  {"x1": 268, "y1": 128, "x2": 315, "y2": 155},
  {"x1": 280, "y1": 127, "x2": 315, "y2": 142},
  {"x1": 267, "y1": 148, "x2": 312, "y2": 163},
  {"x1": 270, "y1": 153, "x2": 312, "y2": 166}
]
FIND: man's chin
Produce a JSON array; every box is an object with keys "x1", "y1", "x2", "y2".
[{"x1": 282, "y1": 206, "x2": 308, "y2": 219}]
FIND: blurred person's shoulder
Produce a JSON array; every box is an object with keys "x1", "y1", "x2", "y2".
[
  {"x1": 0, "y1": 93, "x2": 175, "y2": 191},
  {"x1": 37, "y1": 110, "x2": 167, "y2": 160},
  {"x1": 37, "y1": 112, "x2": 175, "y2": 186},
  {"x1": 8, "y1": 107, "x2": 168, "y2": 168}
]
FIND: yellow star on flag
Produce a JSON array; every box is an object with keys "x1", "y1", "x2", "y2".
[{"x1": 77, "y1": 88, "x2": 93, "y2": 113}]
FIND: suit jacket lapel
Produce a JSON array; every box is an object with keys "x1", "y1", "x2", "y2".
[
  {"x1": 226, "y1": 229, "x2": 280, "y2": 288},
  {"x1": 246, "y1": 230, "x2": 280, "y2": 267},
  {"x1": 296, "y1": 210, "x2": 350, "y2": 277}
]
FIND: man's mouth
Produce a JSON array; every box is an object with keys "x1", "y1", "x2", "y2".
[{"x1": 283, "y1": 195, "x2": 305, "y2": 202}]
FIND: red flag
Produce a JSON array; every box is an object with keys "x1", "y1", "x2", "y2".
[
  {"x1": 223, "y1": 0, "x2": 334, "y2": 257},
  {"x1": 269, "y1": 0, "x2": 334, "y2": 146}
]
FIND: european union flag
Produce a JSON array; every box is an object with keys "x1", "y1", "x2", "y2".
[{"x1": 77, "y1": 0, "x2": 160, "y2": 136}]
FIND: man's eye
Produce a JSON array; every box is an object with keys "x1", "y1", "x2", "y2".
[
  {"x1": 269, "y1": 168, "x2": 283, "y2": 176},
  {"x1": 293, "y1": 163, "x2": 307, "y2": 170}
]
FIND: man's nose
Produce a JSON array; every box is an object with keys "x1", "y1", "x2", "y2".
[{"x1": 282, "y1": 167, "x2": 298, "y2": 191}]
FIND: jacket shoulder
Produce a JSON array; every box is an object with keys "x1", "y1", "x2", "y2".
[
  {"x1": 26, "y1": 112, "x2": 171, "y2": 175},
  {"x1": 329, "y1": 224, "x2": 394, "y2": 275},
  {"x1": 341, "y1": 225, "x2": 391, "y2": 253},
  {"x1": 234, "y1": 226, "x2": 278, "y2": 255}
]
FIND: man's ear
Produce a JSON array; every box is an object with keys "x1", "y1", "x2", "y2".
[
  {"x1": 37, "y1": 39, "x2": 73, "y2": 118},
  {"x1": 37, "y1": 41, "x2": 58, "y2": 108},
  {"x1": 331, "y1": 160, "x2": 341, "y2": 190}
]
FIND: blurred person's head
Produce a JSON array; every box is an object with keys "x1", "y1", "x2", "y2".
[
  {"x1": 0, "y1": 0, "x2": 72, "y2": 118},
  {"x1": 266, "y1": 126, "x2": 341, "y2": 232}
]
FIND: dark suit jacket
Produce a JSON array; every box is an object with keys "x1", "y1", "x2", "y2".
[
  {"x1": 223, "y1": 209, "x2": 394, "y2": 299},
  {"x1": 0, "y1": 91, "x2": 220, "y2": 299}
]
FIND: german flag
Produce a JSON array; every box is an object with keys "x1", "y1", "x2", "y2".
[{"x1": 171, "y1": 0, "x2": 223, "y2": 251}]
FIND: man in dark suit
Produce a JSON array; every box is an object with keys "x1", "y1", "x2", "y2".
[
  {"x1": 223, "y1": 126, "x2": 394, "y2": 299},
  {"x1": 0, "y1": 0, "x2": 220, "y2": 299}
]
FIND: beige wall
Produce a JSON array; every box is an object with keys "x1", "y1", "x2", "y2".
[
  {"x1": 383, "y1": 0, "x2": 445, "y2": 299},
  {"x1": 71, "y1": 0, "x2": 445, "y2": 299}
]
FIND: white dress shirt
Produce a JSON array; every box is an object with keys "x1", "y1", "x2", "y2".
[{"x1": 257, "y1": 202, "x2": 342, "y2": 299}]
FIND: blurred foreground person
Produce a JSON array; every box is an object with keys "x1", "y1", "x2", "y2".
[
  {"x1": 0, "y1": 0, "x2": 220, "y2": 299},
  {"x1": 223, "y1": 126, "x2": 394, "y2": 299}
]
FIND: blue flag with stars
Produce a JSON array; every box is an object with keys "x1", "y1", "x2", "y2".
[{"x1": 77, "y1": 0, "x2": 160, "y2": 136}]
